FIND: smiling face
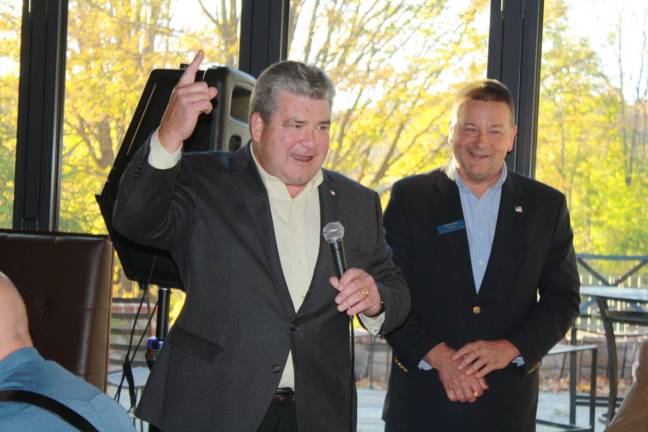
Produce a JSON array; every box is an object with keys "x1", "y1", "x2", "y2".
[
  {"x1": 251, "y1": 90, "x2": 331, "y2": 197},
  {"x1": 450, "y1": 99, "x2": 517, "y2": 195}
]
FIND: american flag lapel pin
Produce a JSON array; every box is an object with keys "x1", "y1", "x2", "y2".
[{"x1": 514, "y1": 205, "x2": 523, "y2": 214}]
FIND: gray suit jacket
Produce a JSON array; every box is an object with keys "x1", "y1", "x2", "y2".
[{"x1": 113, "y1": 142, "x2": 410, "y2": 431}]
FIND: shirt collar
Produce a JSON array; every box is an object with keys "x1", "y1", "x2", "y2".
[
  {"x1": 251, "y1": 144, "x2": 323, "y2": 200},
  {"x1": 0, "y1": 347, "x2": 41, "y2": 381},
  {"x1": 451, "y1": 160, "x2": 507, "y2": 198}
]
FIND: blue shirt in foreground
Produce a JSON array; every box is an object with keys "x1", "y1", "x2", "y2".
[{"x1": 0, "y1": 347, "x2": 134, "y2": 432}]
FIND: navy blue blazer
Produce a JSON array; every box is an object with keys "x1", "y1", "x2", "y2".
[{"x1": 382, "y1": 167, "x2": 580, "y2": 432}]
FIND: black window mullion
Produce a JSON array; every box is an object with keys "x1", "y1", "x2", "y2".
[
  {"x1": 13, "y1": 0, "x2": 68, "y2": 231},
  {"x1": 487, "y1": 0, "x2": 544, "y2": 178},
  {"x1": 239, "y1": 0, "x2": 289, "y2": 78}
]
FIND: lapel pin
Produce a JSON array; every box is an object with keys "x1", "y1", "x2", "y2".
[
  {"x1": 330, "y1": 190, "x2": 336, "y2": 196},
  {"x1": 514, "y1": 205, "x2": 523, "y2": 214}
]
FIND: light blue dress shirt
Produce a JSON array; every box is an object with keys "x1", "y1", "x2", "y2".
[{"x1": 0, "y1": 347, "x2": 135, "y2": 432}]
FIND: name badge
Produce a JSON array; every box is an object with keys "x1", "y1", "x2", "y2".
[{"x1": 436, "y1": 219, "x2": 466, "y2": 235}]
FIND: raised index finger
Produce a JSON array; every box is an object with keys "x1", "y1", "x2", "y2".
[{"x1": 177, "y1": 50, "x2": 204, "y2": 87}]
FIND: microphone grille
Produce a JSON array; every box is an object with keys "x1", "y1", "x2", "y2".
[{"x1": 322, "y1": 221, "x2": 345, "y2": 243}]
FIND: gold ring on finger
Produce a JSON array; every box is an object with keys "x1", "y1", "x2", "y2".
[{"x1": 361, "y1": 287, "x2": 369, "y2": 297}]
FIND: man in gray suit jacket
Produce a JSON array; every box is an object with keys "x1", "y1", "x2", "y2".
[{"x1": 113, "y1": 51, "x2": 410, "y2": 432}]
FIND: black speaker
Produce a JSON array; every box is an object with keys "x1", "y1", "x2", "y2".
[{"x1": 97, "y1": 66, "x2": 256, "y2": 288}]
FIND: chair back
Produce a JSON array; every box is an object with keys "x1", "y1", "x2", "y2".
[{"x1": 0, "y1": 230, "x2": 113, "y2": 390}]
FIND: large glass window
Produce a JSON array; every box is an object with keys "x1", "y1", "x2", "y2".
[
  {"x1": 288, "y1": 0, "x2": 490, "y2": 196},
  {"x1": 537, "y1": 0, "x2": 647, "y2": 256},
  {"x1": 59, "y1": 0, "x2": 241, "y2": 234},
  {"x1": 0, "y1": 0, "x2": 21, "y2": 228},
  {"x1": 59, "y1": 1, "x2": 240, "y2": 307}
]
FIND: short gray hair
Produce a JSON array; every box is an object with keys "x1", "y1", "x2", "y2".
[{"x1": 250, "y1": 60, "x2": 336, "y2": 122}]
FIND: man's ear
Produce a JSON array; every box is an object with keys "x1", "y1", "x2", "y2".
[
  {"x1": 447, "y1": 121, "x2": 456, "y2": 147},
  {"x1": 508, "y1": 125, "x2": 518, "y2": 152},
  {"x1": 250, "y1": 112, "x2": 265, "y2": 143}
]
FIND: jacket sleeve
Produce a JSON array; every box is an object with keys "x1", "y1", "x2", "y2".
[
  {"x1": 382, "y1": 181, "x2": 442, "y2": 370},
  {"x1": 112, "y1": 137, "x2": 199, "y2": 253},
  {"x1": 507, "y1": 193, "x2": 580, "y2": 371},
  {"x1": 364, "y1": 190, "x2": 411, "y2": 336}
]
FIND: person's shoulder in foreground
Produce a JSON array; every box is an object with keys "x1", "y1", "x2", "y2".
[
  {"x1": 606, "y1": 340, "x2": 648, "y2": 432},
  {"x1": 0, "y1": 272, "x2": 135, "y2": 432}
]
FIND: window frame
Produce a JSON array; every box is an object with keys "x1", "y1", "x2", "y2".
[{"x1": 11, "y1": 0, "x2": 544, "y2": 232}]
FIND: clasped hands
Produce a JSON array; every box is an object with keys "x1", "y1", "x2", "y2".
[
  {"x1": 426, "y1": 340, "x2": 520, "y2": 403},
  {"x1": 330, "y1": 268, "x2": 383, "y2": 317}
]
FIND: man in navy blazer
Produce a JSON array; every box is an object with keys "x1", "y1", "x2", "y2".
[{"x1": 382, "y1": 79, "x2": 580, "y2": 432}]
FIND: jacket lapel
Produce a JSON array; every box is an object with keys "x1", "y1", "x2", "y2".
[
  {"x1": 299, "y1": 170, "x2": 338, "y2": 312},
  {"x1": 434, "y1": 169, "x2": 476, "y2": 296},
  {"x1": 479, "y1": 172, "x2": 524, "y2": 298},
  {"x1": 231, "y1": 145, "x2": 295, "y2": 315}
]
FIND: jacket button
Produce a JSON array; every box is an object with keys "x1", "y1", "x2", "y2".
[
  {"x1": 472, "y1": 305, "x2": 481, "y2": 314},
  {"x1": 290, "y1": 323, "x2": 298, "y2": 331},
  {"x1": 271, "y1": 364, "x2": 281, "y2": 373}
]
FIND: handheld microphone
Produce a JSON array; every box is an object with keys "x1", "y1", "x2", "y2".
[
  {"x1": 323, "y1": 221, "x2": 355, "y2": 432},
  {"x1": 322, "y1": 221, "x2": 347, "y2": 278}
]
